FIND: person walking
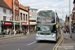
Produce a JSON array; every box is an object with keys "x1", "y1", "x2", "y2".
[
  {"x1": 7, "y1": 28, "x2": 9, "y2": 35},
  {"x1": 18, "y1": 29, "x2": 20, "y2": 34},
  {"x1": 24, "y1": 29, "x2": 27, "y2": 35},
  {"x1": 10, "y1": 29, "x2": 12, "y2": 35}
]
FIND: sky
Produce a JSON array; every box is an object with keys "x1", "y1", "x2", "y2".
[{"x1": 18, "y1": 0, "x2": 74, "y2": 21}]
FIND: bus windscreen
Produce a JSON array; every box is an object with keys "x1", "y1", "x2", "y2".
[{"x1": 37, "y1": 10, "x2": 55, "y2": 23}]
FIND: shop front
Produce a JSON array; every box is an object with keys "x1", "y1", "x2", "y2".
[
  {"x1": 4, "y1": 21, "x2": 12, "y2": 29},
  {"x1": 29, "y1": 22, "x2": 36, "y2": 33},
  {"x1": 22, "y1": 22, "x2": 28, "y2": 32},
  {"x1": 29, "y1": 25, "x2": 35, "y2": 33},
  {"x1": 13, "y1": 22, "x2": 20, "y2": 30}
]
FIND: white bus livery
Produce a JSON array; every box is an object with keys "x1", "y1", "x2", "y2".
[{"x1": 35, "y1": 9, "x2": 59, "y2": 42}]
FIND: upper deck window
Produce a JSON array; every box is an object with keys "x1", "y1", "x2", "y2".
[{"x1": 37, "y1": 10, "x2": 55, "y2": 23}]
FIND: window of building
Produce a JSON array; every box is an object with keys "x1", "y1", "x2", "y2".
[
  {"x1": 10, "y1": 10, "x2": 12, "y2": 14},
  {"x1": 3, "y1": 16, "x2": 6, "y2": 21},
  {"x1": 3, "y1": 8, "x2": 6, "y2": 13},
  {"x1": 14, "y1": 3, "x2": 15, "y2": 10},
  {"x1": 32, "y1": 15, "x2": 37, "y2": 18},
  {"x1": 31, "y1": 10, "x2": 33, "y2": 12},
  {"x1": 20, "y1": 13, "x2": 22, "y2": 20},
  {"x1": 26, "y1": 14, "x2": 27, "y2": 21},
  {"x1": 18, "y1": 16, "x2": 19, "y2": 21},
  {"x1": 23, "y1": 14, "x2": 25, "y2": 21},
  {"x1": 16, "y1": 5, "x2": 18, "y2": 11}
]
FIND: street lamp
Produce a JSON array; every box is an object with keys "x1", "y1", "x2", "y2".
[
  {"x1": 1, "y1": 21, "x2": 5, "y2": 37},
  {"x1": 13, "y1": 0, "x2": 15, "y2": 35},
  {"x1": 69, "y1": 0, "x2": 72, "y2": 38}
]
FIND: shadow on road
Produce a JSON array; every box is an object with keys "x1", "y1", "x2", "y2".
[{"x1": 36, "y1": 40, "x2": 57, "y2": 44}]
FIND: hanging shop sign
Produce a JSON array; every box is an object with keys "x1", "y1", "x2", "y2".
[{"x1": 4, "y1": 21, "x2": 12, "y2": 25}]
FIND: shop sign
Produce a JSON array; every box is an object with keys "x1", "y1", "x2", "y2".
[
  {"x1": 13, "y1": 23, "x2": 20, "y2": 25},
  {"x1": 22, "y1": 22, "x2": 28, "y2": 25},
  {"x1": 4, "y1": 22, "x2": 12, "y2": 25}
]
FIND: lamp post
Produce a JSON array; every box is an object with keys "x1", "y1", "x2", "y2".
[
  {"x1": 1, "y1": 21, "x2": 5, "y2": 37},
  {"x1": 69, "y1": 0, "x2": 72, "y2": 38},
  {"x1": 13, "y1": 0, "x2": 15, "y2": 35}
]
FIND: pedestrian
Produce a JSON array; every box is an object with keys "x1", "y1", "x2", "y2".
[
  {"x1": 66, "y1": 28, "x2": 68, "y2": 34},
  {"x1": 10, "y1": 29, "x2": 12, "y2": 35},
  {"x1": 7, "y1": 28, "x2": 9, "y2": 35},
  {"x1": 3, "y1": 30, "x2": 5, "y2": 37},
  {"x1": 24, "y1": 29, "x2": 27, "y2": 35},
  {"x1": 18, "y1": 29, "x2": 20, "y2": 34},
  {"x1": 15, "y1": 30, "x2": 16, "y2": 34}
]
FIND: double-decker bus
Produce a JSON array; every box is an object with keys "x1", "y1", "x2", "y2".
[{"x1": 35, "y1": 9, "x2": 59, "y2": 42}]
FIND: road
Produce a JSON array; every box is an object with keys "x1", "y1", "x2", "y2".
[{"x1": 0, "y1": 34, "x2": 61, "y2": 50}]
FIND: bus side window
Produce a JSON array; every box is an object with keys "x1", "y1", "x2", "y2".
[{"x1": 52, "y1": 25, "x2": 56, "y2": 33}]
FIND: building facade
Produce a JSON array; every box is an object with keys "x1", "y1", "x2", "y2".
[
  {"x1": 0, "y1": 0, "x2": 12, "y2": 33},
  {"x1": 29, "y1": 8, "x2": 38, "y2": 33},
  {"x1": 65, "y1": 15, "x2": 69, "y2": 30},
  {"x1": 72, "y1": 0, "x2": 75, "y2": 33},
  {"x1": 19, "y1": 4, "x2": 29, "y2": 34},
  {"x1": 4, "y1": 0, "x2": 20, "y2": 31}
]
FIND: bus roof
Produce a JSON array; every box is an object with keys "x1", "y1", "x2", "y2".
[{"x1": 37, "y1": 9, "x2": 56, "y2": 13}]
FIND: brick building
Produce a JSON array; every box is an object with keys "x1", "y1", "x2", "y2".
[
  {"x1": 4, "y1": 0, "x2": 20, "y2": 30},
  {"x1": 65, "y1": 15, "x2": 69, "y2": 30},
  {"x1": 72, "y1": 0, "x2": 75, "y2": 33},
  {"x1": 65, "y1": 15, "x2": 69, "y2": 23}
]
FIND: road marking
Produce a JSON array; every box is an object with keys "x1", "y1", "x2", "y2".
[
  {"x1": 18, "y1": 49, "x2": 20, "y2": 50},
  {"x1": 55, "y1": 31, "x2": 63, "y2": 50},
  {"x1": 53, "y1": 30, "x2": 63, "y2": 50},
  {"x1": 27, "y1": 41, "x2": 36, "y2": 46}
]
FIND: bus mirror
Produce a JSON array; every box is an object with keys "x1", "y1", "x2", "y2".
[
  {"x1": 56, "y1": 24, "x2": 59, "y2": 28},
  {"x1": 35, "y1": 26, "x2": 36, "y2": 29}
]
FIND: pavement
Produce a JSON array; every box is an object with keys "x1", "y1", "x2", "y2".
[
  {"x1": 58, "y1": 33, "x2": 75, "y2": 50},
  {"x1": 0, "y1": 32, "x2": 35, "y2": 40}
]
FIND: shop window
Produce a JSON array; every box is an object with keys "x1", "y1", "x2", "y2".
[
  {"x1": 3, "y1": 8, "x2": 6, "y2": 13},
  {"x1": 3, "y1": 16, "x2": 6, "y2": 21}
]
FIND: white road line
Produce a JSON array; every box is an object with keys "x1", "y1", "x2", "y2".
[
  {"x1": 27, "y1": 41, "x2": 36, "y2": 46},
  {"x1": 18, "y1": 49, "x2": 20, "y2": 50}
]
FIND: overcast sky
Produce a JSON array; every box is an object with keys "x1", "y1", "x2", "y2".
[{"x1": 18, "y1": 0, "x2": 73, "y2": 21}]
